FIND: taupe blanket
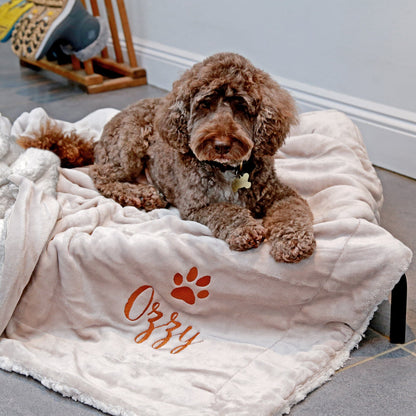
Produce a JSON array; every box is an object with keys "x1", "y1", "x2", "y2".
[{"x1": 0, "y1": 108, "x2": 412, "y2": 415}]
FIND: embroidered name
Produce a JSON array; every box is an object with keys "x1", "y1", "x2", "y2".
[{"x1": 124, "y1": 285, "x2": 202, "y2": 354}]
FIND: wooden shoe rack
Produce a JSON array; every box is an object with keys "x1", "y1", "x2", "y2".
[{"x1": 19, "y1": 0, "x2": 147, "y2": 93}]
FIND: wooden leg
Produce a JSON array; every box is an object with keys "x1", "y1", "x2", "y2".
[
  {"x1": 104, "y1": 0, "x2": 124, "y2": 63},
  {"x1": 90, "y1": 0, "x2": 110, "y2": 58},
  {"x1": 117, "y1": 0, "x2": 137, "y2": 67},
  {"x1": 390, "y1": 274, "x2": 407, "y2": 343},
  {"x1": 71, "y1": 55, "x2": 81, "y2": 71}
]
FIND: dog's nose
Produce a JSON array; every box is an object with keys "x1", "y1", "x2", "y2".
[{"x1": 214, "y1": 137, "x2": 232, "y2": 155}]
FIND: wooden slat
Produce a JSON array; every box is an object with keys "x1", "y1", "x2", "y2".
[
  {"x1": 116, "y1": 0, "x2": 137, "y2": 67},
  {"x1": 84, "y1": 59, "x2": 94, "y2": 75},
  {"x1": 71, "y1": 55, "x2": 81, "y2": 71},
  {"x1": 104, "y1": 0, "x2": 124, "y2": 63},
  {"x1": 90, "y1": 0, "x2": 110, "y2": 59},
  {"x1": 92, "y1": 56, "x2": 145, "y2": 78},
  {"x1": 90, "y1": 0, "x2": 100, "y2": 16},
  {"x1": 87, "y1": 75, "x2": 146, "y2": 94},
  {"x1": 20, "y1": 57, "x2": 104, "y2": 86}
]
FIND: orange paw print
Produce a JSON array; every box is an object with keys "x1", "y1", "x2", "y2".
[{"x1": 171, "y1": 267, "x2": 210, "y2": 305}]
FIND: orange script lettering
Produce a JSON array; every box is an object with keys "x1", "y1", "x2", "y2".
[{"x1": 124, "y1": 285, "x2": 202, "y2": 354}]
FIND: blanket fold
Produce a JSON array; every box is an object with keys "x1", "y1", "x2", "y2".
[
  {"x1": 0, "y1": 115, "x2": 60, "y2": 334},
  {"x1": 0, "y1": 108, "x2": 412, "y2": 416}
]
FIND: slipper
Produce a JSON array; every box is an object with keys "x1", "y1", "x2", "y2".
[
  {"x1": 11, "y1": 0, "x2": 108, "y2": 61},
  {"x1": 0, "y1": 0, "x2": 33, "y2": 42}
]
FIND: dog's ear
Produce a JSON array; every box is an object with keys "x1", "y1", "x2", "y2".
[
  {"x1": 155, "y1": 89, "x2": 191, "y2": 154},
  {"x1": 253, "y1": 78, "x2": 298, "y2": 156}
]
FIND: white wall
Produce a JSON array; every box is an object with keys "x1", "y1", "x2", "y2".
[{"x1": 121, "y1": 0, "x2": 416, "y2": 178}]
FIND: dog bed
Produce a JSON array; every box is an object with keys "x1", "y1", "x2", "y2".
[{"x1": 0, "y1": 108, "x2": 412, "y2": 415}]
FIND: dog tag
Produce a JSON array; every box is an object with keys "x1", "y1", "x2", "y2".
[{"x1": 232, "y1": 172, "x2": 251, "y2": 193}]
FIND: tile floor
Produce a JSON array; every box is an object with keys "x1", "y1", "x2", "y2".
[{"x1": 0, "y1": 41, "x2": 415, "y2": 415}]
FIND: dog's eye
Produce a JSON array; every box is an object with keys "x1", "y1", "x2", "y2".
[
  {"x1": 230, "y1": 98, "x2": 249, "y2": 114},
  {"x1": 198, "y1": 100, "x2": 212, "y2": 110}
]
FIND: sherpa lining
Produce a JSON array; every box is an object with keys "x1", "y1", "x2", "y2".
[{"x1": 72, "y1": 17, "x2": 109, "y2": 61}]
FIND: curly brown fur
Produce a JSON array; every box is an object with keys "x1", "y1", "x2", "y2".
[
  {"x1": 19, "y1": 52, "x2": 316, "y2": 262},
  {"x1": 17, "y1": 120, "x2": 94, "y2": 168}
]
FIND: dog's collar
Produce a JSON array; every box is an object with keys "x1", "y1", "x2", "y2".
[{"x1": 205, "y1": 159, "x2": 253, "y2": 174}]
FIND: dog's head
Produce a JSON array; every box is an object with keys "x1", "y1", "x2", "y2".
[{"x1": 155, "y1": 52, "x2": 297, "y2": 166}]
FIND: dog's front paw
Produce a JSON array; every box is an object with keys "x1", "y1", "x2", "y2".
[
  {"x1": 270, "y1": 229, "x2": 315, "y2": 263},
  {"x1": 142, "y1": 189, "x2": 168, "y2": 211},
  {"x1": 103, "y1": 183, "x2": 167, "y2": 211},
  {"x1": 133, "y1": 187, "x2": 167, "y2": 211},
  {"x1": 226, "y1": 221, "x2": 266, "y2": 251}
]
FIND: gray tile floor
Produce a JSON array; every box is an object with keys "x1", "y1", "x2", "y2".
[{"x1": 0, "y1": 41, "x2": 415, "y2": 415}]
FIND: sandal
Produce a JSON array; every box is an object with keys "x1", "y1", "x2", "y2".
[{"x1": 0, "y1": 0, "x2": 33, "y2": 42}]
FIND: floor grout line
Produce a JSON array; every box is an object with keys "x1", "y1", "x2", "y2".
[
  {"x1": 402, "y1": 346, "x2": 416, "y2": 357},
  {"x1": 367, "y1": 327, "x2": 390, "y2": 340},
  {"x1": 339, "y1": 338, "x2": 416, "y2": 373},
  {"x1": 337, "y1": 345, "x2": 403, "y2": 373}
]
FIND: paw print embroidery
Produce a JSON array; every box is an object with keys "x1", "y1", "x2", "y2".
[{"x1": 171, "y1": 267, "x2": 210, "y2": 305}]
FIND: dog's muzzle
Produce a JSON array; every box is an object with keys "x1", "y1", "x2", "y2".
[{"x1": 189, "y1": 112, "x2": 254, "y2": 165}]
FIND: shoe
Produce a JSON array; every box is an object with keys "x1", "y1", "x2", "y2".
[
  {"x1": 0, "y1": 0, "x2": 33, "y2": 42},
  {"x1": 45, "y1": 40, "x2": 72, "y2": 64},
  {"x1": 11, "y1": 5, "x2": 45, "y2": 57},
  {"x1": 11, "y1": 0, "x2": 108, "y2": 61}
]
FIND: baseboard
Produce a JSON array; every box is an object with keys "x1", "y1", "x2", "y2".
[
  {"x1": 278, "y1": 77, "x2": 416, "y2": 179},
  {"x1": 124, "y1": 37, "x2": 416, "y2": 179}
]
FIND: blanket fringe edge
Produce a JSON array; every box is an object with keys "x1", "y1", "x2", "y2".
[
  {"x1": 0, "y1": 356, "x2": 133, "y2": 416},
  {"x1": 283, "y1": 258, "x2": 411, "y2": 414}
]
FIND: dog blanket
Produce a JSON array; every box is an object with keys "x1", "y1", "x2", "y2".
[{"x1": 0, "y1": 108, "x2": 412, "y2": 415}]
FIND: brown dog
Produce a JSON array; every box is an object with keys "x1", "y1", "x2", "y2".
[{"x1": 19, "y1": 52, "x2": 315, "y2": 263}]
